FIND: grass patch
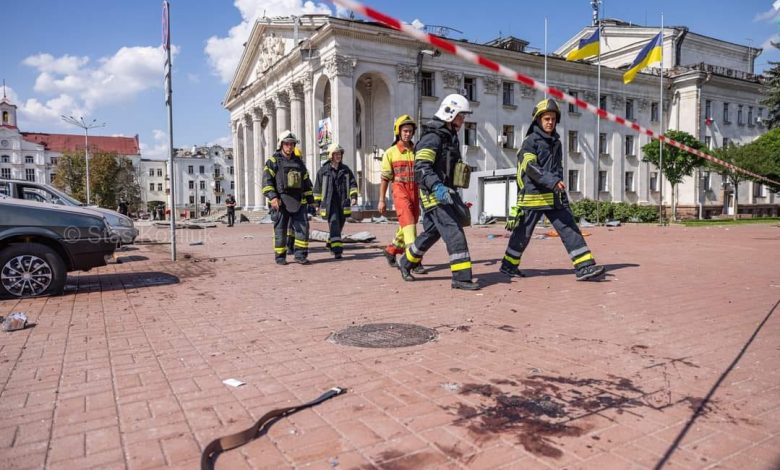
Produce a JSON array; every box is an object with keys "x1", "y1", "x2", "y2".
[{"x1": 681, "y1": 217, "x2": 780, "y2": 227}]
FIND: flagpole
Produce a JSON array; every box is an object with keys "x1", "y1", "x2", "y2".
[
  {"x1": 593, "y1": 0, "x2": 602, "y2": 224},
  {"x1": 163, "y1": 0, "x2": 177, "y2": 261},
  {"x1": 658, "y1": 14, "x2": 665, "y2": 224},
  {"x1": 544, "y1": 17, "x2": 548, "y2": 98}
]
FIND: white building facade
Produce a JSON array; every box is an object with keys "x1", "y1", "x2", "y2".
[
  {"x1": 138, "y1": 145, "x2": 235, "y2": 215},
  {"x1": 224, "y1": 16, "x2": 777, "y2": 220}
]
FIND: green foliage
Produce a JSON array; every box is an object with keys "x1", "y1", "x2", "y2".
[
  {"x1": 570, "y1": 199, "x2": 659, "y2": 223},
  {"x1": 750, "y1": 127, "x2": 780, "y2": 191},
  {"x1": 640, "y1": 130, "x2": 705, "y2": 186},
  {"x1": 53, "y1": 151, "x2": 142, "y2": 209},
  {"x1": 761, "y1": 41, "x2": 780, "y2": 129},
  {"x1": 52, "y1": 151, "x2": 86, "y2": 202}
]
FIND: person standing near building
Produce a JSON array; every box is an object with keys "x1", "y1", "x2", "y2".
[
  {"x1": 225, "y1": 194, "x2": 236, "y2": 226},
  {"x1": 397, "y1": 94, "x2": 480, "y2": 290},
  {"x1": 313, "y1": 143, "x2": 358, "y2": 259},
  {"x1": 117, "y1": 200, "x2": 128, "y2": 216},
  {"x1": 500, "y1": 99, "x2": 606, "y2": 281},
  {"x1": 378, "y1": 115, "x2": 426, "y2": 274},
  {"x1": 263, "y1": 130, "x2": 315, "y2": 265}
]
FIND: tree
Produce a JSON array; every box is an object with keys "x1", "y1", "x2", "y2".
[
  {"x1": 114, "y1": 159, "x2": 143, "y2": 214},
  {"x1": 89, "y1": 152, "x2": 120, "y2": 208},
  {"x1": 711, "y1": 142, "x2": 771, "y2": 219},
  {"x1": 761, "y1": 41, "x2": 780, "y2": 130},
  {"x1": 749, "y1": 127, "x2": 780, "y2": 192},
  {"x1": 52, "y1": 151, "x2": 86, "y2": 202},
  {"x1": 641, "y1": 130, "x2": 705, "y2": 221}
]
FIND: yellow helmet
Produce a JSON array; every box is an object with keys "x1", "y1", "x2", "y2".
[
  {"x1": 393, "y1": 114, "x2": 417, "y2": 141},
  {"x1": 531, "y1": 99, "x2": 561, "y2": 122},
  {"x1": 327, "y1": 142, "x2": 344, "y2": 159}
]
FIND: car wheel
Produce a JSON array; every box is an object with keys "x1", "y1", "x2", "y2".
[{"x1": 0, "y1": 243, "x2": 67, "y2": 298}]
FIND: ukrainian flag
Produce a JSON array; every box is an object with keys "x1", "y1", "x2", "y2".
[
  {"x1": 566, "y1": 28, "x2": 600, "y2": 61},
  {"x1": 623, "y1": 32, "x2": 663, "y2": 84}
]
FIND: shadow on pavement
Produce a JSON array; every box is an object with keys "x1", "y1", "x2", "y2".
[{"x1": 65, "y1": 272, "x2": 180, "y2": 293}]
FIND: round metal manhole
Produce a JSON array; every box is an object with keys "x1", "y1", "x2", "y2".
[{"x1": 329, "y1": 323, "x2": 438, "y2": 348}]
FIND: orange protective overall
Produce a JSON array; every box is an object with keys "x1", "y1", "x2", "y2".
[{"x1": 381, "y1": 142, "x2": 420, "y2": 255}]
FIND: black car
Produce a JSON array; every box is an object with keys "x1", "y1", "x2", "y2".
[{"x1": 0, "y1": 197, "x2": 117, "y2": 298}]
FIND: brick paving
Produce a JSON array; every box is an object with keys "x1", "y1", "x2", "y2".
[{"x1": 1, "y1": 218, "x2": 779, "y2": 469}]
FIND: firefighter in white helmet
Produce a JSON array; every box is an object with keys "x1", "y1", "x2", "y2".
[
  {"x1": 397, "y1": 94, "x2": 480, "y2": 290},
  {"x1": 313, "y1": 142, "x2": 358, "y2": 259},
  {"x1": 262, "y1": 130, "x2": 315, "y2": 265}
]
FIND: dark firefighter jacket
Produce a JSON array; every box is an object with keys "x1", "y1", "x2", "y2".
[
  {"x1": 313, "y1": 161, "x2": 358, "y2": 218},
  {"x1": 414, "y1": 118, "x2": 463, "y2": 211},
  {"x1": 515, "y1": 123, "x2": 569, "y2": 211},
  {"x1": 262, "y1": 151, "x2": 314, "y2": 212}
]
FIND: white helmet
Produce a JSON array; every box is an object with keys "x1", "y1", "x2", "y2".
[
  {"x1": 277, "y1": 130, "x2": 299, "y2": 149},
  {"x1": 434, "y1": 94, "x2": 472, "y2": 122}
]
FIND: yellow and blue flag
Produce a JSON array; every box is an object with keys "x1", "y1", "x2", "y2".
[
  {"x1": 566, "y1": 28, "x2": 600, "y2": 61},
  {"x1": 623, "y1": 32, "x2": 663, "y2": 84}
]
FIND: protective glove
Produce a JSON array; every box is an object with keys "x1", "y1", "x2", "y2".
[
  {"x1": 433, "y1": 183, "x2": 452, "y2": 205},
  {"x1": 505, "y1": 205, "x2": 522, "y2": 231}
]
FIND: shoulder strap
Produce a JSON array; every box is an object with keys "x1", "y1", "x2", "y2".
[{"x1": 200, "y1": 387, "x2": 346, "y2": 470}]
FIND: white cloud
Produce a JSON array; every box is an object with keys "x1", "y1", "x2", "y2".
[
  {"x1": 205, "y1": 0, "x2": 332, "y2": 83},
  {"x1": 754, "y1": 6, "x2": 780, "y2": 22},
  {"x1": 18, "y1": 45, "x2": 180, "y2": 129},
  {"x1": 140, "y1": 129, "x2": 171, "y2": 160},
  {"x1": 209, "y1": 135, "x2": 233, "y2": 148},
  {"x1": 761, "y1": 33, "x2": 780, "y2": 49}
]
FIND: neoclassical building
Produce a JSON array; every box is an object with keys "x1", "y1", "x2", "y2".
[{"x1": 224, "y1": 15, "x2": 777, "y2": 219}]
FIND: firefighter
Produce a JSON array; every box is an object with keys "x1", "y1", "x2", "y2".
[
  {"x1": 378, "y1": 115, "x2": 427, "y2": 273},
  {"x1": 285, "y1": 146, "x2": 305, "y2": 254},
  {"x1": 501, "y1": 99, "x2": 606, "y2": 281},
  {"x1": 397, "y1": 94, "x2": 480, "y2": 290},
  {"x1": 313, "y1": 142, "x2": 358, "y2": 259},
  {"x1": 262, "y1": 130, "x2": 315, "y2": 265}
]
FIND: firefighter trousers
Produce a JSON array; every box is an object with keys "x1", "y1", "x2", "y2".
[
  {"x1": 501, "y1": 207, "x2": 596, "y2": 271},
  {"x1": 327, "y1": 209, "x2": 347, "y2": 255},
  {"x1": 399, "y1": 204, "x2": 473, "y2": 282},
  {"x1": 386, "y1": 183, "x2": 420, "y2": 256},
  {"x1": 272, "y1": 207, "x2": 309, "y2": 261}
]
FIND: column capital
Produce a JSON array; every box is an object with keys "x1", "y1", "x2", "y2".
[
  {"x1": 274, "y1": 90, "x2": 290, "y2": 108},
  {"x1": 252, "y1": 107, "x2": 263, "y2": 121},
  {"x1": 289, "y1": 82, "x2": 304, "y2": 100},
  {"x1": 325, "y1": 54, "x2": 355, "y2": 78},
  {"x1": 442, "y1": 70, "x2": 462, "y2": 90},
  {"x1": 302, "y1": 73, "x2": 313, "y2": 92},
  {"x1": 264, "y1": 99, "x2": 276, "y2": 113},
  {"x1": 483, "y1": 76, "x2": 500, "y2": 95}
]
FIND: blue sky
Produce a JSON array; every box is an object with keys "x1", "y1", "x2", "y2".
[{"x1": 3, "y1": 1, "x2": 779, "y2": 160}]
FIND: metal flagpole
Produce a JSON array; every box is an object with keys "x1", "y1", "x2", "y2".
[
  {"x1": 659, "y1": 14, "x2": 665, "y2": 224},
  {"x1": 593, "y1": 0, "x2": 602, "y2": 225},
  {"x1": 544, "y1": 17, "x2": 548, "y2": 98},
  {"x1": 163, "y1": 0, "x2": 177, "y2": 260}
]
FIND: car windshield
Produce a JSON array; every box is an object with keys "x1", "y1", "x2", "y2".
[{"x1": 38, "y1": 186, "x2": 85, "y2": 206}]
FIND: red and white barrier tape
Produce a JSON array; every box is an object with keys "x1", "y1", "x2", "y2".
[{"x1": 333, "y1": 0, "x2": 779, "y2": 186}]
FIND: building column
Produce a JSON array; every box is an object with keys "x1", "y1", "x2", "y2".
[
  {"x1": 265, "y1": 99, "x2": 277, "y2": 165},
  {"x1": 290, "y1": 82, "x2": 305, "y2": 157},
  {"x1": 242, "y1": 114, "x2": 255, "y2": 209},
  {"x1": 302, "y1": 74, "x2": 316, "y2": 171},
  {"x1": 232, "y1": 119, "x2": 244, "y2": 207},
  {"x1": 252, "y1": 107, "x2": 264, "y2": 209},
  {"x1": 326, "y1": 54, "x2": 356, "y2": 170},
  {"x1": 275, "y1": 91, "x2": 291, "y2": 136}
]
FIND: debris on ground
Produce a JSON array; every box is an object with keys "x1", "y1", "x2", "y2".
[
  {"x1": 310, "y1": 229, "x2": 376, "y2": 243},
  {"x1": 545, "y1": 229, "x2": 560, "y2": 237},
  {"x1": 258, "y1": 214, "x2": 273, "y2": 224},
  {"x1": 533, "y1": 234, "x2": 548, "y2": 240},
  {"x1": 242, "y1": 235, "x2": 255, "y2": 239},
  {"x1": 2, "y1": 312, "x2": 30, "y2": 332},
  {"x1": 189, "y1": 241, "x2": 204, "y2": 246},
  {"x1": 605, "y1": 220, "x2": 621, "y2": 227},
  {"x1": 222, "y1": 378, "x2": 246, "y2": 387},
  {"x1": 579, "y1": 218, "x2": 596, "y2": 228}
]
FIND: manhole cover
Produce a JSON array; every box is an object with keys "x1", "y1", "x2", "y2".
[{"x1": 329, "y1": 323, "x2": 437, "y2": 348}]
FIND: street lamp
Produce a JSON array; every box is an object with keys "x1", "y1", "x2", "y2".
[
  {"x1": 416, "y1": 49, "x2": 440, "y2": 126},
  {"x1": 61, "y1": 115, "x2": 105, "y2": 205}
]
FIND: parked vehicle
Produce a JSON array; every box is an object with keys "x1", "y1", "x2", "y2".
[
  {"x1": 0, "y1": 198, "x2": 117, "y2": 298},
  {"x1": 0, "y1": 179, "x2": 138, "y2": 245}
]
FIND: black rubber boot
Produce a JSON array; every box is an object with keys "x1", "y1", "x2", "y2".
[
  {"x1": 451, "y1": 279, "x2": 481, "y2": 290},
  {"x1": 575, "y1": 264, "x2": 606, "y2": 281},
  {"x1": 499, "y1": 265, "x2": 525, "y2": 278},
  {"x1": 383, "y1": 250, "x2": 398, "y2": 267},
  {"x1": 399, "y1": 264, "x2": 415, "y2": 282}
]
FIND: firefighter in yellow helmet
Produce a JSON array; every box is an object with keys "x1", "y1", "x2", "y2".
[
  {"x1": 313, "y1": 142, "x2": 358, "y2": 259},
  {"x1": 397, "y1": 94, "x2": 480, "y2": 290},
  {"x1": 378, "y1": 114, "x2": 426, "y2": 273},
  {"x1": 501, "y1": 99, "x2": 605, "y2": 281},
  {"x1": 262, "y1": 130, "x2": 316, "y2": 265}
]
